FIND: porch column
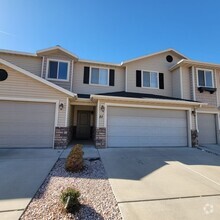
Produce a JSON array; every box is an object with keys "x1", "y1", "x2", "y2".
[{"x1": 94, "y1": 101, "x2": 107, "y2": 148}]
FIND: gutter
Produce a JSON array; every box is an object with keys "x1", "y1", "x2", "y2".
[
  {"x1": 170, "y1": 59, "x2": 220, "y2": 71},
  {"x1": 90, "y1": 94, "x2": 208, "y2": 107}
]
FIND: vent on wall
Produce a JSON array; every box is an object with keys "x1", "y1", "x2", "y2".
[
  {"x1": 0, "y1": 69, "x2": 8, "y2": 81},
  {"x1": 166, "y1": 55, "x2": 173, "y2": 63}
]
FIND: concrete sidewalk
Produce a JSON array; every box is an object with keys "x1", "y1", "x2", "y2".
[
  {"x1": 0, "y1": 149, "x2": 62, "y2": 220},
  {"x1": 99, "y1": 147, "x2": 220, "y2": 220}
]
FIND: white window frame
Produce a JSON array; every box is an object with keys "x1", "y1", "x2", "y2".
[
  {"x1": 46, "y1": 58, "x2": 70, "y2": 82},
  {"x1": 89, "y1": 66, "x2": 109, "y2": 86},
  {"x1": 196, "y1": 68, "x2": 214, "y2": 88},
  {"x1": 141, "y1": 70, "x2": 159, "y2": 89}
]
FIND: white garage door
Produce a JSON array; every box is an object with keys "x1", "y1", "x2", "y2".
[
  {"x1": 0, "y1": 101, "x2": 56, "y2": 148},
  {"x1": 107, "y1": 107, "x2": 188, "y2": 147},
  {"x1": 198, "y1": 113, "x2": 216, "y2": 145}
]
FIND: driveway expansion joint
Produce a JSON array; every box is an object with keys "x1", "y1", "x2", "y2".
[
  {"x1": 196, "y1": 146, "x2": 220, "y2": 157},
  {"x1": 118, "y1": 193, "x2": 220, "y2": 204}
]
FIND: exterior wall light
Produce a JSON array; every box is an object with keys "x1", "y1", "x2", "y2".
[
  {"x1": 59, "y1": 103, "x2": 64, "y2": 110},
  {"x1": 100, "y1": 105, "x2": 105, "y2": 112}
]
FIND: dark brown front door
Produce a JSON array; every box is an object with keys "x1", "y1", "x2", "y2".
[{"x1": 76, "y1": 111, "x2": 91, "y2": 139}]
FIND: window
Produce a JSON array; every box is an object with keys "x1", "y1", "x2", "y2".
[
  {"x1": 142, "y1": 71, "x2": 158, "y2": 88},
  {"x1": 198, "y1": 69, "x2": 213, "y2": 87},
  {"x1": 90, "y1": 67, "x2": 108, "y2": 85},
  {"x1": 47, "y1": 60, "x2": 69, "y2": 80}
]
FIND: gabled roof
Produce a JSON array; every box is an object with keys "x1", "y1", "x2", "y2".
[
  {"x1": 0, "y1": 58, "x2": 77, "y2": 98},
  {"x1": 36, "y1": 46, "x2": 79, "y2": 60},
  {"x1": 121, "y1": 48, "x2": 188, "y2": 65},
  {"x1": 93, "y1": 91, "x2": 197, "y2": 102},
  {"x1": 169, "y1": 59, "x2": 220, "y2": 71}
]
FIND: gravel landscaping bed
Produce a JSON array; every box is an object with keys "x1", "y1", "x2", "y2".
[{"x1": 20, "y1": 159, "x2": 122, "y2": 220}]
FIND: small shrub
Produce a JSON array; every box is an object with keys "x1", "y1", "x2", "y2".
[
  {"x1": 65, "y1": 144, "x2": 84, "y2": 172},
  {"x1": 61, "y1": 187, "x2": 80, "y2": 213}
]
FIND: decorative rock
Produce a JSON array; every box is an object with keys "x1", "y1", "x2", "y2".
[{"x1": 20, "y1": 159, "x2": 122, "y2": 220}]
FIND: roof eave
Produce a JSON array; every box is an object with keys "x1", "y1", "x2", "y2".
[
  {"x1": 0, "y1": 49, "x2": 38, "y2": 57},
  {"x1": 90, "y1": 94, "x2": 206, "y2": 106},
  {"x1": 78, "y1": 59, "x2": 121, "y2": 67}
]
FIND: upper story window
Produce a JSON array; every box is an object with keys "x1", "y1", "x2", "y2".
[
  {"x1": 142, "y1": 70, "x2": 159, "y2": 88},
  {"x1": 90, "y1": 67, "x2": 109, "y2": 86},
  {"x1": 197, "y1": 69, "x2": 213, "y2": 88},
  {"x1": 83, "y1": 66, "x2": 115, "y2": 86},
  {"x1": 47, "y1": 59, "x2": 69, "y2": 81}
]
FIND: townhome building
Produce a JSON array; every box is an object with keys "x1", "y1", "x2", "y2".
[{"x1": 0, "y1": 46, "x2": 219, "y2": 149}]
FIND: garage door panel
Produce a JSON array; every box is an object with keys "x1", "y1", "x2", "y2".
[
  {"x1": 107, "y1": 107, "x2": 188, "y2": 147},
  {"x1": 108, "y1": 126, "x2": 187, "y2": 136},
  {"x1": 0, "y1": 125, "x2": 54, "y2": 136},
  {"x1": 108, "y1": 116, "x2": 186, "y2": 127},
  {"x1": 1, "y1": 136, "x2": 52, "y2": 148},
  {"x1": 0, "y1": 101, "x2": 55, "y2": 148},
  {"x1": 108, "y1": 108, "x2": 186, "y2": 118},
  {"x1": 108, "y1": 136, "x2": 187, "y2": 147},
  {"x1": 0, "y1": 110, "x2": 54, "y2": 122}
]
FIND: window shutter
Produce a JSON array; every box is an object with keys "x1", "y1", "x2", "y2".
[
  {"x1": 159, "y1": 73, "x2": 164, "y2": 89},
  {"x1": 109, "y1": 69, "x2": 115, "y2": 86},
  {"x1": 136, "y1": 70, "x2": 142, "y2": 87},
  {"x1": 83, "y1": 66, "x2": 90, "y2": 84}
]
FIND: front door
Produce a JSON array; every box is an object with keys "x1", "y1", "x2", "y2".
[{"x1": 76, "y1": 111, "x2": 91, "y2": 139}]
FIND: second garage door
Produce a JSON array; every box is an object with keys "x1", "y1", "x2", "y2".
[
  {"x1": 198, "y1": 113, "x2": 216, "y2": 145},
  {"x1": 107, "y1": 107, "x2": 188, "y2": 147},
  {"x1": 0, "y1": 101, "x2": 56, "y2": 148}
]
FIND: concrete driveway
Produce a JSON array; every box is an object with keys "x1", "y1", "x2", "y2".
[
  {"x1": 0, "y1": 148, "x2": 62, "y2": 220},
  {"x1": 99, "y1": 147, "x2": 220, "y2": 220},
  {"x1": 199, "y1": 144, "x2": 220, "y2": 155}
]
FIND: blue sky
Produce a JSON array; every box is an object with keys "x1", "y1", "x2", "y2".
[{"x1": 1, "y1": 0, "x2": 220, "y2": 63}]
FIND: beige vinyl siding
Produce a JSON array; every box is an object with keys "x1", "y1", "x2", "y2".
[
  {"x1": 216, "y1": 69, "x2": 220, "y2": 106},
  {"x1": 72, "y1": 62, "x2": 125, "y2": 94},
  {"x1": 98, "y1": 102, "x2": 105, "y2": 127},
  {"x1": 194, "y1": 66, "x2": 217, "y2": 107},
  {"x1": 66, "y1": 104, "x2": 74, "y2": 126},
  {"x1": 182, "y1": 66, "x2": 191, "y2": 100},
  {"x1": 0, "y1": 64, "x2": 70, "y2": 127},
  {"x1": 125, "y1": 52, "x2": 182, "y2": 96},
  {"x1": 189, "y1": 67, "x2": 194, "y2": 100},
  {"x1": 172, "y1": 67, "x2": 181, "y2": 98},
  {"x1": 192, "y1": 113, "x2": 196, "y2": 130},
  {"x1": 94, "y1": 105, "x2": 97, "y2": 128},
  {"x1": 0, "y1": 53, "x2": 42, "y2": 76},
  {"x1": 42, "y1": 50, "x2": 74, "y2": 91},
  {"x1": 197, "y1": 106, "x2": 219, "y2": 113}
]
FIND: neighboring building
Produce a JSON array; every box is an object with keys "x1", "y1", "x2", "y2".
[{"x1": 0, "y1": 46, "x2": 219, "y2": 149}]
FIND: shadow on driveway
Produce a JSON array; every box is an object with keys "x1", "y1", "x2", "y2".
[{"x1": 0, "y1": 148, "x2": 61, "y2": 219}]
